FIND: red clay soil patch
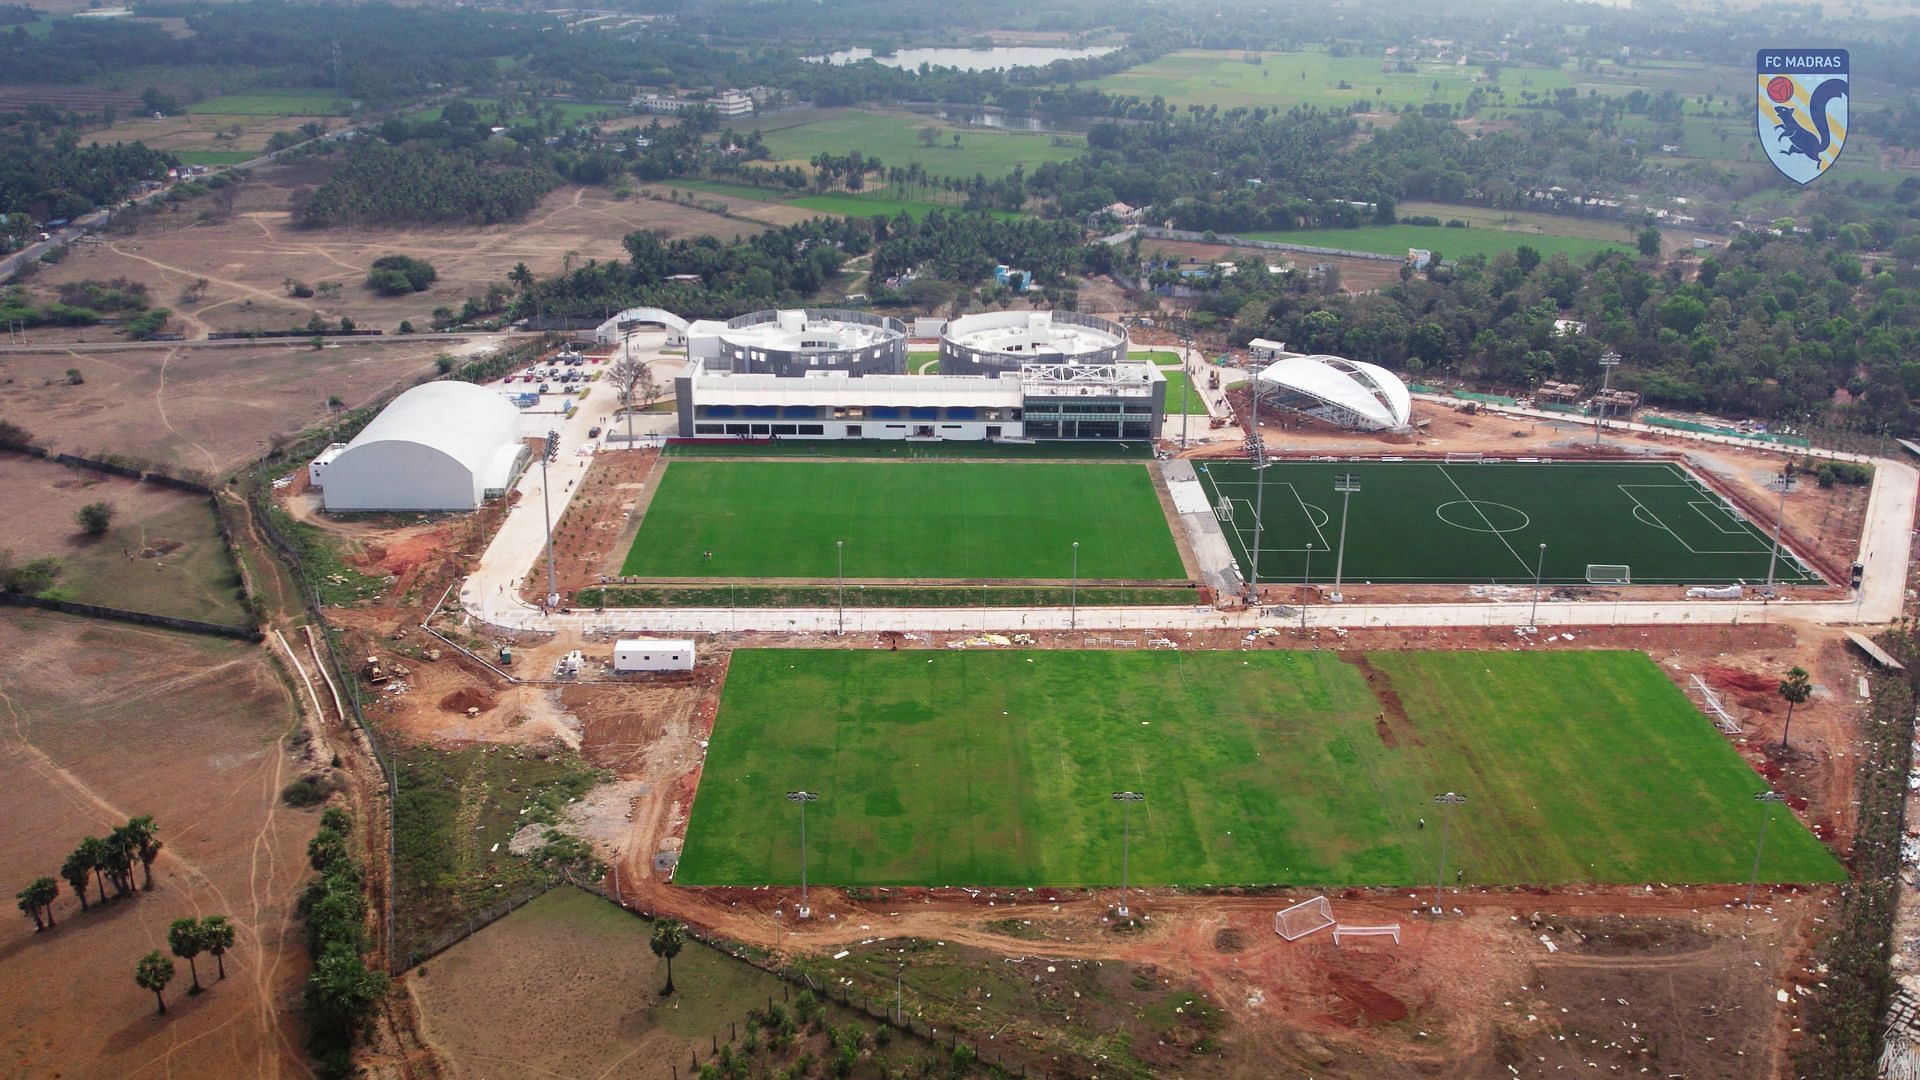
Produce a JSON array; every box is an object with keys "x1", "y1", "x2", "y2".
[
  {"x1": 1327, "y1": 972, "x2": 1409, "y2": 1025},
  {"x1": 1340, "y1": 652, "x2": 1420, "y2": 747},
  {"x1": 439, "y1": 688, "x2": 496, "y2": 714},
  {"x1": 1704, "y1": 665, "x2": 1776, "y2": 694}
]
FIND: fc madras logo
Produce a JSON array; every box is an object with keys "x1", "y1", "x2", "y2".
[{"x1": 1757, "y1": 48, "x2": 1849, "y2": 186}]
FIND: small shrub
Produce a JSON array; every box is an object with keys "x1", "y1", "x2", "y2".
[
  {"x1": 64, "y1": 368, "x2": 83, "y2": 385},
  {"x1": 282, "y1": 773, "x2": 339, "y2": 807},
  {"x1": 76, "y1": 500, "x2": 115, "y2": 536}
]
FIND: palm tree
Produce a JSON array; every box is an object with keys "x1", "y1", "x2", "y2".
[
  {"x1": 17, "y1": 877, "x2": 57, "y2": 930},
  {"x1": 135, "y1": 951, "x2": 174, "y2": 1014},
  {"x1": 77, "y1": 837, "x2": 110, "y2": 905},
  {"x1": 200, "y1": 916, "x2": 235, "y2": 980},
  {"x1": 650, "y1": 919, "x2": 684, "y2": 996},
  {"x1": 169, "y1": 917, "x2": 206, "y2": 994},
  {"x1": 126, "y1": 816, "x2": 161, "y2": 890},
  {"x1": 508, "y1": 262, "x2": 534, "y2": 294},
  {"x1": 1778, "y1": 667, "x2": 1812, "y2": 749},
  {"x1": 104, "y1": 826, "x2": 137, "y2": 896},
  {"x1": 60, "y1": 849, "x2": 91, "y2": 913}
]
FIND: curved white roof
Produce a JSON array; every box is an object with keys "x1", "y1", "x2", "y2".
[
  {"x1": 340, "y1": 381, "x2": 524, "y2": 477},
  {"x1": 1255, "y1": 354, "x2": 1412, "y2": 430}
]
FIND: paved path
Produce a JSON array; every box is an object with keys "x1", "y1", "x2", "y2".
[{"x1": 459, "y1": 385, "x2": 1918, "y2": 636}]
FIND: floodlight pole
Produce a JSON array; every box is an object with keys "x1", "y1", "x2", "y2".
[
  {"x1": 1180, "y1": 331, "x2": 1192, "y2": 449},
  {"x1": 540, "y1": 430, "x2": 560, "y2": 610},
  {"x1": 1747, "y1": 790, "x2": 1787, "y2": 910},
  {"x1": 787, "y1": 790, "x2": 819, "y2": 919},
  {"x1": 1527, "y1": 543, "x2": 1547, "y2": 630},
  {"x1": 1432, "y1": 791, "x2": 1467, "y2": 913},
  {"x1": 1594, "y1": 351, "x2": 1620, "y2": 446},
  {"x1": 1070, "y1": 540, "x2": 1080, "y2": 631},
  {"x1": 1764, "y1": 467, "x2": 1794, "y2": 597},
  {"x1": 1331, "y1": 474, "x2": 1359, "y2": 603},
  {"x1": 836, "y1": 540, "x2": 845, "y2": 636},
  {"x1": 1249, "y1": 374, "x2": 1267, "y2": 598},
  {"x1": 1301, "y1": 543, "x2": 1313, "y2": 631},
  {"x1": 1112, "y1": 791, "x2": 1144, "y2": 918}
]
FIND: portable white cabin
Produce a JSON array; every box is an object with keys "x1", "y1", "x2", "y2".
[
  {"x1": 613, "y1": 638, "x2": 694, "y2": 672},
  {"x1": 308, "y1": 443, "x2": 348, "y2": 488}
]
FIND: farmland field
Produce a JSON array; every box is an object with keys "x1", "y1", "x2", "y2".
[
  {"x1": 185, "y1": 88, "x2": 353, "y2": 116},
  {"x1": 1088, "y1": 49, "x2": 1572, "y2": 111},
  {"x1": 1195, "y1": 460, "x2": 1820, "y2": 586},
  {"x1": 1236, "y1": 223, "x2": 1630, "y2": 261},
  {"x1": 676, "y1": 649, "x2": 1843, "y2": 888},
  {"x1": 621, "y1": 460, "x2": 1185, "y2": 580},
  {"x1": 752, "y1": 108, "x2": 1083, "y2": 180}
]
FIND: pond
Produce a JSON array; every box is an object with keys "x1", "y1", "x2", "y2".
[{"x1": 810, "y1": 45, "x2": 1117, "y2": 72}]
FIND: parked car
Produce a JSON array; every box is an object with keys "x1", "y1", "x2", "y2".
[
  {"x1": 587, "y1": 426, "x2": 602, "y2": 438},
  {"x1": 537, "y1": 383, "x2": 550, "y2": 393}
]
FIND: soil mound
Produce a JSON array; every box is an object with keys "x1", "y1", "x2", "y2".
[
  {"x1": 439, "y1": 688, "x2": 496, "y2": 714},
  {"x1": 1705, "y1": 665, "x2": 1774, "y2": 694}
]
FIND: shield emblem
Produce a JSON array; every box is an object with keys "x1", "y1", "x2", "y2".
[{"x1": 1756, "y1": 49, "x2": 1849, "y2": 185}]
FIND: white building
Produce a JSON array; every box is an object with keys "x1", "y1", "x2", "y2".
[
  {"x1": 712, "y1": 90, "x2": 753, "y2": 117},
  {"x1": 319, "y1": 382, "x2": 530, "y2": 512},
  {"x1": 1252, "y1": 354, "x2": 1413, "y2": 432},
  {"x1": 1246, "y1": 338, "x2": 1291, "y2": 361},
  {"x1": 614, "y1": 638, "x2": 695, "y2": 672},
  {"x1": 308, "y1": 442, "x2": 348, "y2": 488}
]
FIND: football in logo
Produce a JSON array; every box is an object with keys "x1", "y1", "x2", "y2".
[{"x1": 1755, "y1": 49, "x2": 1850, "y2": 186}]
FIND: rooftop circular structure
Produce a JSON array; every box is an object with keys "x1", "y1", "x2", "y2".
[
  {"x1": 1253, "y1": 354, "x2": 1413, "y2": 432},
  {"x1": 714, "y1": 308, "x2": 907, "y2": 376},
  {"x1": 939, "y1": 311, "x2": 1128, "y2": 375}
]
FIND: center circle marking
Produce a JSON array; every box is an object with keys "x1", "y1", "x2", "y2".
[{"x1": 1434, "y1": 499, "x2": 1531, "y2": 534}]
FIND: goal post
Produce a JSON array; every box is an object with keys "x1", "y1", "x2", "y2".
[
  {"x1": 1214, "y1": 499, "x2": 1233, "y2": 523},
  {"x1": 1444, "y1": 452, "x2": 1484, "y2": 463},
  {"x1": 1585, "y1": 564, "x2": 1631, "y2": 585},
  {"x1": 1333, "y1": 923, "x2": 1402, "y2": 945},
  {"x1": 1274, "y1": 896, "x2": 1335, "y2": 941}
]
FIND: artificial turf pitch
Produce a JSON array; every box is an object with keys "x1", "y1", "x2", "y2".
[
  {"x1": 621, "y1": 461, "x2": 1186, "y2": 580},
  {"x1": 1194, "y1": 460, "x2": 1820, "y2": 586},
  {"x1": 675, "y1": 649, "x2": 1843, "y2": 889}
]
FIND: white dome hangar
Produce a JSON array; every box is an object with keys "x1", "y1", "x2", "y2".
[
  {"x1": 1253, "y1": 354, "x2": 1412, "y2": 432},
  {"x1": 939, "y1": 311, "x2": 1128, "y2": 375},
  {"x1": 318, "y1": 383, "x2": 530, "y2": 512}
]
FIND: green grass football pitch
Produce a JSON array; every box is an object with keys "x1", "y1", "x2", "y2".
[
  {"x1": 1194, "y1": 460, "x2": 1819, "y2": 586},
  {"x1": 675, "y1": 649, "x2": 1843, "y2": 888},
  {"x1": 621, "y1": 461, "x2": 1185, "y2": 580}
]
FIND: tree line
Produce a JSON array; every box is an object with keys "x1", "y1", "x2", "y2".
[
  {"x1": 298, "y1": 806, "x2": 389, "y2": 1078},
  {"x1": 0, "y1": 131, "x2": 174, "y2": 231},
  {"x1": 296, "y1": 142, "x2": 560, "y2": 229}
]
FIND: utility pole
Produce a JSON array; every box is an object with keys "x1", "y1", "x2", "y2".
[
  {"x1": 1527, "y1": 542, "x2": 1547, "y2": 630},
  {"x1": 1330, "y1": 474, "x2": 1359, "y2": 603},
  {"x1": 1432, "y1": 791, "x2": 1468, "y2": 914},
  {"x1": 1747, "y1": 790, "x2": 1787, "y2": 910},
  {"x1": 1070, "y1": 540, "x2": 1080, "y2": 631},
  {"x1": 1594, "y1": 350, "x2": 1620, "y2": 446},
  {"x1": 1248, "y1": 369, "x2": 1268, "y2": 600},
  {"x1": 1111, "y1": 791, "x2": 1144, "y2": 918},
  {"x1": 1180, "y1": 330, "x2": 1192, "y2": 449},
  {"x1": 539, "y1": 430, "x2": 560, "y2": 610},
  {"x1": 1763, "y1": 466, "x2": 1795, "y2": 597},
  {"x1": 787, "y1": 790, "x2": 819, "y2": 919},
  {"x1": 835, "y1": 540, "x2": 845, "y2": 636}
]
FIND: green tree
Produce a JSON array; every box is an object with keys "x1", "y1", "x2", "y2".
[
  {"x1": 76, "y1": 501, "x2": 114, "y2": 536},
  {"x1": 135, "y1": 951, "x2": 174, "y2": 1014},
  {"x1": 125, "y1": 815, "x2": 161, "y2": 890},
  {"x1": 308, "y1": 828, "x2": 349, "y2": 873},
  {"x1": 1636, "y1": 227, "x2": 1662, "y2": 258},
  {"x1": 320, "y1": 807, "x2": 352, "y2": 835},
  {"x1": 169, "y1": 917, "x2": 206, "y2": 994},
  {"x1": 650, "y1": 918, "x2": 685, "y2": 995},
  {"x1": 305, "y1": 942, "x2": 390, "y2": 1044},
  {"x1": 104, "y1": 826, "x2": 137, "y2": 897},
  {"x1": 200, "y1": 916, "x2": 236, "y2": 980},
  {"x1": 60, "y1": 848, "x2": 92, "y2": 912},
  {"x1": 77, "y1": 837, "x2": 110, "y2": 905},
  {"x1": 16, "y1": 876, "x2": 57, "y2": 931},
  {"x1": 1778, "y1": 666, "x2": 1812, "y2": 749}
]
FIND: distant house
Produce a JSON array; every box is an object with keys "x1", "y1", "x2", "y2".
[
  {"x1": 1088, "y1": 201, "x2": 1143, "y2": 228},
  {"x1": 1247, "y1": 338, "x2": 1290, "y2": 361},
  {"x1": 1406, "y1": 248, "x2": 1433, "y2": 270},
  {"x1": 1690, "y1": 238, "x2": 1716, "y2": 251},
  {"x1": 1553, "y1": 318, "x2": 1586, "y2": 337}
]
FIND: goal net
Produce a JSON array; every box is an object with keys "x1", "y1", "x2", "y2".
[
  {"x1": 1585, "y1": 564, "x2": 1631, "y2": 585},
  {"x1": 1274, "y1": 896, "x2": 1335, "y2": 941},
  {"x1": 1444, "y1": 452, "x2": 1484, "y2": 463},
  {"x1": 1333, "y1": 923, "x2": 1402, "y2": 945},
  {"x1": 1214, "y1": 499, "x2": 1233, "y2": 523}
]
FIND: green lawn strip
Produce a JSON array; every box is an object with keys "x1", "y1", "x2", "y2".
[
  {"x1": 664, "y1": 439, "x2": 1151, "y2": 460},
  {"x1": 1195, "y1": 460, "x2": 1816, "y2": 586},
  {"x1": 1235, "y1": 224, "x2": 1628, "y2": 261},
  {"x1": 1130, "y1": 350, "x2": 1183, "y2": 366},
  {"x1": 909, "y1": 350, "x2": 940, "y2": 374},
  {"x1": 578, "y1": 584, "x2": 1195, "y2": 608},
  {"x1": 753, "y1": 109, "x2": 1082, "y2": 180},
  {"x1": 1155, "y1": 369, "x2": 1209, "y2": 415},
  {"x1": 623, "y1": 461, "x2": 1184, "y2": 580},
  {"x1": 1087, "y1": 49, "x2": 1572, "y2": 111},
  {"x1": 185, "y1": 89, "x2": 352, "y2": 116},
  {"x1": 173, "y1": 150, "x2": 259, "y2": 166},
  {"x1": 675, "y1": 649, "x2": 1842, "y2": 888},
  {"x1": 657, "y1": 177, "x2": 798, "y2": 202},
  {"x1": 787, "y1": 191, "x2": 1021, "y2": 221}
]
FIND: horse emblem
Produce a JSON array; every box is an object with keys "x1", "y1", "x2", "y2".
[{"x1": 1756, "y1": 49, "x2": 1849, "y2": 186}]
